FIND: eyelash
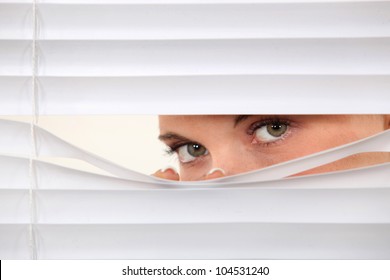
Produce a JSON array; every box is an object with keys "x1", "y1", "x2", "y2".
[
  {"x1": 166, "y1": 141, "x2": 200, "y2": 155},
  {"x1": 165, "y1": 143, "x2": 183, "y2": 155}
]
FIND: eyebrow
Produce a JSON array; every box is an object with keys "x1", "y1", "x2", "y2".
[
  {"x1": 159, "y1": 115, "x2": 253, "y2": 141},
  {"x1": 158, "y1": 132, "x2": 192, "y2": 143},
  {"x1": 234, "y1": 115, "x2": 251, "y2": 127}
]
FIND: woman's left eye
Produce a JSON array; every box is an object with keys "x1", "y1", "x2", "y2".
[{"x1": 254, "y1": 121, "x2": 289, "y2": 143}]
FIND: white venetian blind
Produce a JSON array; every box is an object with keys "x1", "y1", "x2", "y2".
[
  {"x1": 1, "y1": 0, "x2": 390, "y2": 114},
  {"x1": 0, "y1": 0, "x2": 390, "y2": 259}
]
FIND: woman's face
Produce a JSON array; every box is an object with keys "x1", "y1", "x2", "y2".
[{"x1": 158, "y1": 115, "x2": 389, "y2": 181}]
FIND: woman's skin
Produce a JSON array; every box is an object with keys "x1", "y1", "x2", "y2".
[{"x1": 154, "y1": 115, "x2": 390, "y2": 181}]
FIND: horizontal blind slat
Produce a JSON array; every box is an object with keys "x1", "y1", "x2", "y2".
[
  {"x1": 35, "y1": 75, "x2": 390, "y2": 114},
  {"x1": 4, "y1": 38, "x2": 390, "y2": 77},
  {"x1": 8, "y1": 1, "x2": 390, "y2": 40},
  {"x1": 2, "y1": 223, "x2": 389, "y2": 259},
  {"x1": 3, "y1": 223, "x2": 388, "y2": 259},
  {"x1": 33, "y1": 188, "x2": 390, "y2": 224},
  {"x1": 0, "y1": 4, "x2": 32, "y2": 40},
  {"x1": 35, "y1": 2, "x2": 390, "y2": 40},
  {"x1": 5, "y1": 38, "x2": 390, "y2": 77},
  {"x1": 35, "y1": 38, "x2": 390, "y2": 76},
  {"x1": 2, "y1": 75, "x2": 390, "y2": 114},
  {"x1": 3, "y1": 187, "x2": 389, "y2": 224},
  {"x1": 4, "y1": 0, "x2": 388, "y2": 4},
  {"x1": 0, "y1": 190, "x2": 29, "y2": 224},
  {"x1": 0, "y1": 224, "x2": 30, "y2": 259},
  {"x1": 0, "y1": 40, "x2": 31, "y2": 76}
]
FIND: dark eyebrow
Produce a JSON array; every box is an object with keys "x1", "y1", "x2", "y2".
[
  {"x1": 158, "y1": 132, "x2": 192, "y2": 143},
  {"x1": 234, "y1": 115, "x2": 251, "y2": 127},
  {"x1": 159, "y1": 115, "x2": 252, "y2": 141}
]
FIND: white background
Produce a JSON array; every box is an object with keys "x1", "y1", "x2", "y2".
[{"x1": 1, "y1": 115, "x2": 176, "y2": 176}]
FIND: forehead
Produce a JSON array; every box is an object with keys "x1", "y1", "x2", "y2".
[
  {"x1": 159, "y1": 115, "x2": 236, "y2": 130},
  {"x1": 158, "y1": 115, "x2": 382, "y2": 131}
]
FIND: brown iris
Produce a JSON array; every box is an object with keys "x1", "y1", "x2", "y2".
[
  {"x1": 187, "y1": 143, "x2": 207, "y2": 157},
  {"x1": 266, "y1": 123, "x2": 288, "y2": 137}
]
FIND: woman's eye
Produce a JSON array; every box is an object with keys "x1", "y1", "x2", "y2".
[
  {"x1": 177, "y1": 143, "x2": 209, "y2": 163},
  {"x1": 255, "y1": 122, "x2": 288, "y2": 143}
]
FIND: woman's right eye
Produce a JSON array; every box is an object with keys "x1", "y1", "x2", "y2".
[{"x1": 177, "y1": 143, "x2": 209, "y2": 163}]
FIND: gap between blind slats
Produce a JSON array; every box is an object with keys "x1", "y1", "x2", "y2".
[{"x1": 0, "y1": 120, "x2": 388, "y2": 182}]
